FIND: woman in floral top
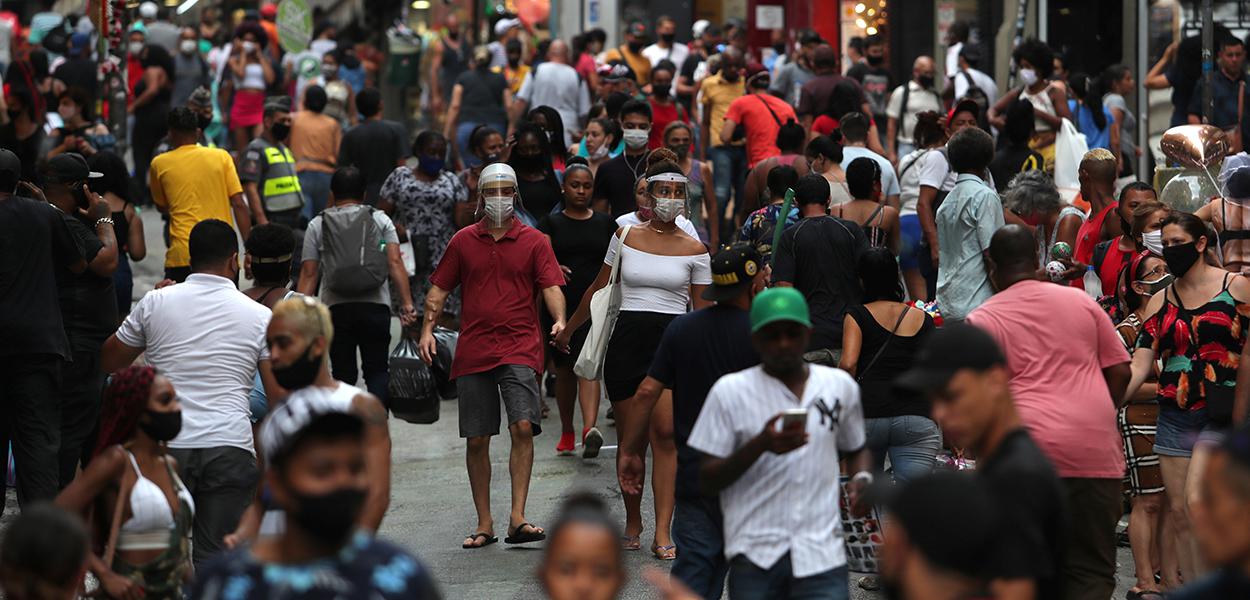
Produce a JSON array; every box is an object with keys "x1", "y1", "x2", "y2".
[
  {"x1": 380, "y1": 131, "x2": 469, "y2": 317},
  {"x1": 1124, "y1": 213, "x2": 1250, "y2": 584},
  {"x1": 737, "y1": 164, "x2": 800, "y2": 264}
]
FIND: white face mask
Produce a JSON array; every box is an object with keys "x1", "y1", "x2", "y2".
[
  {"x1": 128, "y1": 41, "x2": 144, "y2": 56},
  {"x1": 1018, "y1": 68, "x2": 1038, "y2": 87},
  {"x1": 1142, "y1": 230, "x2": 1164, "y2": 256},
  {"x1": 242, "y1": 41, "x2": 257, "y2": 53},
  {"x1": 622, "y1": 128, "x2": 649, "y2": 150},
  {"x1": 588, "y1": 139, "x2": 609, "y2": 159},
  {"x1": 179, "y1": 39, "x2": 197, "y2": 55},
  {"x1": 483, "y1": 195, "x2": 515, "y2": 226},
  {"x1": 651, "y1": 196, "x2": 684, "y2": 223}
]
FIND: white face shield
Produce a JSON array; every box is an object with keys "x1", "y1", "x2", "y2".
[
  {"x1": 478, "y1": 163, "x2": 520, "y2": 226},
  {"x1": 646, "y1": 172, "x2": 689, "y2": 223}
]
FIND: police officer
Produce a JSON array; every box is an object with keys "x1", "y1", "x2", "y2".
[{"x1": 240, "y1": 96, "x2": 304, "y2": 230}]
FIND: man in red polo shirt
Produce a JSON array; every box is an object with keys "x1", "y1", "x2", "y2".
[{"x1": 418, "y1": 162, "x2": 567, "y2": 549}]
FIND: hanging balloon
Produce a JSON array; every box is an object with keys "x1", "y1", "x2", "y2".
[
  {"x1": 1160, "y1": 125, "x2": 1229, "y2": 170},
  {"x1": 514, "y1": 0, "x2": 549, "y2": 27}
]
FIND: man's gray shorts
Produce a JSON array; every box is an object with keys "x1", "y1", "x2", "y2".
[{"x1": 457, "y1": 364, "x2": 543, "y2": 438}]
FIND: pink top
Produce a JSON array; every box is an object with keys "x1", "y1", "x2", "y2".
[{"x1": 967, "y1": 279, "x2": 1129, "y2": 479}]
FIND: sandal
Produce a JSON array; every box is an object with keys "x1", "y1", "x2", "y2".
[
  {"x1": 461, "y1": 532, "x2": 497, "y2": 549},
  {"x1": 505, "y1": 522, "x2": 546, "y2": 544},
  {"x1": 621, "y1": 534, "x2": 641, "y2": 551},
  {"x1": 651, "y1": 543, "x2": 677, "y2": 560}
]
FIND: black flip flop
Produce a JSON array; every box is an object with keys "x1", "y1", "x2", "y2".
[
  {"x1": 505, "y1": 522, "x2": 546, "y2": 544},
  {"x1": 1126, "y1": 591, "x2": 1165, "y2": 600},
  {"x1": 461, "y1": 532, "x2": 498, "y2": 549}
]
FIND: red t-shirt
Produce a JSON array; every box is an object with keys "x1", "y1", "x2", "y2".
[
  {"x1": 1072, "y1": 202, "x2": 1117, "y2": 288},
  {"x1": 1097, "y1": 241, "x2": 1133, "y2": 296},
  {"x1": 725, "y1": 93, "x2": 798, "y2": 168},
  {"x1": 429, "y1": 218, "x2": 565, "y2": 378},
  {"x1": 648, "y1": 99, "x2": 687, "y2": 149}
]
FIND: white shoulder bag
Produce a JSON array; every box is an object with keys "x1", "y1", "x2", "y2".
[{"x1": 574, "y1": 225, "x2": 631, "y2": 380}]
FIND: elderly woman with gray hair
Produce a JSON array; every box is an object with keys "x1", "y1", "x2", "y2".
[{"x1": 1004, "y1": 169, "x2": 1086, "y2": 269}]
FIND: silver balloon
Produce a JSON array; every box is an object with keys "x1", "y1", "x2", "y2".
[
  {"x1": 1160, "y1": 171, "x2": 1220, "y2": 213},
  {"x1": 1161, "y1": 125, "x2": 1229, "y2": 170}
]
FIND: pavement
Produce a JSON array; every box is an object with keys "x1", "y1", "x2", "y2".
[{"x1": 2, "y1": 208, "x2": 1147, "y2": 599}]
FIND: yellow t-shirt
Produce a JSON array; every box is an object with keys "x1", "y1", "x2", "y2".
[
  {"x1": 701, "y1": 73, "x2": 745, "y2": 148},
  {"x1": 603, "y1": 46, "x2": 652, "y2": 86},
  {"x1": 149, "y1": 144, "x2": 244, "y2": 268}
]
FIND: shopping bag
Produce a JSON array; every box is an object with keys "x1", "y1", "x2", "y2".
[
  {"x1": 574, "y1": 225, "x2": 631, "y2": 380},
  {"x1": 1053, "y1": 118, "x2": 1089, "y2": 195},
  {"x1": 431, "y1": 326, "x2": 459, "y2": 400},
  {"x1": 387, "y1": 332, "x2": 440, "y2": 424}
]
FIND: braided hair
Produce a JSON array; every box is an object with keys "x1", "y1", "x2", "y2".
[{"x1": 93, "y1": 365, "x2": 158, "y2": 458}]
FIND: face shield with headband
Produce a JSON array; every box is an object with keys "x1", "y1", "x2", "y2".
[
  {"x1": 646, "y1": 171, "x2": 689, "y2": 223},
  {"x1": 478, "y1": 162, "x2": 519, "y2": 227}
]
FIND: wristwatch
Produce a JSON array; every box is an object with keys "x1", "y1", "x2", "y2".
[
  {"x1": 94, "y1": 216, "x2": 115, "y2": 228},
  {"x1": 851, "y1": 471, "x2": 874, "y2": 486}
]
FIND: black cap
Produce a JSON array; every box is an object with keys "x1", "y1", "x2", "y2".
[
  {"x1": 895, "y1": 324, "x2": 1006, "y2": 393},
  {"x1": 886, "y1": 472, "x2": 999, "y2": 578},
  {"x1": 42, "y1": 153, "x2": 103, "y2": 183},
  {"x1": 702, "y1": 243, "x2": 761, "y2": 303},
  {"x1": 798, "y1": 30, "x2": 824, "y2": 46},
  {"x1": 0, "y1": 148, "x2": 19, "y2": 179}
]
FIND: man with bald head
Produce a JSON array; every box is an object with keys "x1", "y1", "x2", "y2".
[
  {"x1": 968, "y1": 223, "x2": 1131, "y2": 600},
  {"x1": 886, "y1": 56, "x2": 943, "y2": 163},
  {"x1": 1071, "y1": 148, "x2": 1122, "y2": 269},
  {"x1": 511, "y1": 37, "x2": 591, "y2": 146}
]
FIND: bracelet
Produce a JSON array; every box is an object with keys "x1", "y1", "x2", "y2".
[
  {"x1": 851, "y1": 471, "x2": 874, "y2": 486},
  {"x1": 94, "y1": 217, "x2": 115, "y2": 228}
]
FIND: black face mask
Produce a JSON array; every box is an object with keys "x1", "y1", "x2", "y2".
[
  {"x1": 761, "y1": 352, "x2": 805, "y2": 378},
  {"x1": 273, "y1": 343, "x2": 322, "y2": 390},
  {"x1": 287, "y1": 486, "x2": 366, "y2": 546},
  {"x1": 513, "y1": 153, "x2": 545, "y2": 172},
  {"x1": 1162, "y1": 242, "x2": 1201, "y2": 278},
  {"x1": 447, "y1": 29, "x2": 459, "y2": 41},
  {"x1": 918, "y1": 75, "x2": 935, "y2": 89},
  {"x1": 772, "y1": 42, "x2": 786, "y2": 55},
  {"x1": 722, "y1": 69, "x2": 740, "y2": 82},
  {"x1": 652, "y1": 84, "x2": 671, "y2": 99},
  {"x1": 661, "y1": 33, "x2": 677, "y2": 45},
  {"x1": 507, "y1": 56, "x2": 520, "y2": 68},
  {"x1": 139, "y1": 410, "x2": 183, "y2": 442},
  {"x1": 627, "y1": 40, "x2": 644, "y2": 53},
  {"x1": 196, "y1": 112, "x2": 212, "y2": 130},
  {"x1": 271, "y1": 122, "x2": 291, "y2": 141},
  {"x1": 341, "y1": 55, "x2": 361, "y2": 70},
  {"x1": 867, "y1": 54, "x2": 885, "y2": 66}
]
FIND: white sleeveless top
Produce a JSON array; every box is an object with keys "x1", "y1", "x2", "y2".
[
  {"x1": 1020, "y1": 83, "x2": 1058, "y2": 133},
  {"x1": 239, "y1": 62, "x2": 266, "y2": 90},
  {"x1": 117, "y1": 451, "x2": 195, "y2": 551}
]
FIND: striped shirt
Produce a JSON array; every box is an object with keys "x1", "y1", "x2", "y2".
[{"x1": 688, "y1": 364, "x2": 866, "y2": 577}]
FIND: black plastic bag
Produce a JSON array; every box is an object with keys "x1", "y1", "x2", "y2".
[
  {"x1": 431, "y1": 326, "x2": 458, "y2": 400},
  {"x1": 388, "y1": 332, "x2": 439, "y2": 424}
]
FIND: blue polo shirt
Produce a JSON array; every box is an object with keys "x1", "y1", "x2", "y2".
[{"x1": 1188, "y1": 69, "x2": 1250, "y2": 142}]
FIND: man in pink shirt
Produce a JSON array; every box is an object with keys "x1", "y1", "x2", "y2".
[{"x1": 966, "y1": 224, "x2": 1131, "y2": 600}]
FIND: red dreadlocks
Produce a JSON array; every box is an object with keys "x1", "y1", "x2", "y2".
[{"x1": 92, "y1": 365, "x2": 157, "y2": 458}]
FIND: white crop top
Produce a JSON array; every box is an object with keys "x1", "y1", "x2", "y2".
[
  {"x1": 603, "y1": 231, "x2": 712, "y2": 314},
  {"x1": 239, "y1": 62, "x2": 266, "y2": 90},
  {"x1": 117, "y1": 451, "x2": 195, "y2": 551}
]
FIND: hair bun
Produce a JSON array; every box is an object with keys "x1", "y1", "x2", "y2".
[{"x1": 647, "y1": 147, "x2": 679, "y2": 167}]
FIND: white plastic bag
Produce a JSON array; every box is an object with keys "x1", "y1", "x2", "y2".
[
  {"x1": 574, "y1": 226, "x2": 631, "y2": 381},
  {"x1": 1053, "y1": 118, "x2": 1089, "y2": 194}
]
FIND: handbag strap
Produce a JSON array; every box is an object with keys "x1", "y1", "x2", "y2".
[
  {"x1": 101, "y1": 451, "x2": 138, "y2": 569},
  {"x1": 755, "y1": 94, "x2": 783, "y2": 126},
  {"x1": 856, "y1": 306, "x2": 910, "y2": 382},
  {"x1": 609, "y1": 225, "x2": 632, "y2": 286}
]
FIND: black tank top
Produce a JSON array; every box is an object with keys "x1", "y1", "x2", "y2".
[{"x1": 439, "y1": 37, "x2": 470, "y2": 98}]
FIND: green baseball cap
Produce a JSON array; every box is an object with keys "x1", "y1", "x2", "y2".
[{"x1": 749, "y1": 287, "x2": 812, "y2": 333}]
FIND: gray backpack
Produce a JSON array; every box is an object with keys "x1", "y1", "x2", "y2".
[{"x1": 320, "y1": 205, "x2": 389, "y2": 295}]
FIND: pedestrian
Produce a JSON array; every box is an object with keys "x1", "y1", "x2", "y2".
[
  {"x1": 508, "y1": 124, "x2": 564, "y2": 220},
  {"x1": 690, "y1": 286, "x2": 871, "y2": 600},
  {"x1": 678, "y1": 22, "x2": 720, "y2": 114},
  {"x1": 951, "y1": 44, "x2": 998, "y2": 109},
  {"x1": 934, "y1": 126, "x2": 1000, "y2": 324},
  {"x1": 487, "y1": 17, "x2": 523, "y2": 70},
  {"x1": 738, "y1": 165, "x2": 800, "y2": 264},
  {"x1": 47, "y1": 87, "x2": 113, "y2": 158},
  {"x1": 603, "y1": 21, "x2": 653, "y2": 87},
  {"x1": 1002, "y1": 169, "x2": 1083, "y2": 270},
  {"x1": 53, "y1": 33, "x2": 99, "y2": 109},
  {"x1": 458, "y1": 125, "x2": 506, "y2": 213},
  {"x1": 885, "y1": 56, "x2": 942, "y2": 164},
  {"x1": 575, "y1": 117, "x2": 621, "y2": 175},
  {"x1": 895, "y1": 111, "x2": 945, "y2": 300},
  {"x1": 536, "y1": 158, "x2": 615, "y2": 457},
  {"x1": 0, "y1": 503, "x2": 90, "y2": 600},
  {"x1": 987, "y1": 38, "x2": 1071, "y2": 170},
  {"x1": 915, "y1": 101, "x2": 986, "y2": 297},
  {"x1": 526, "y1": 106, "x2": 571, "y2": 174},
  {"x1": 700, "y1": 47, "x2": 747, "y2": 232},
  {"x1": 172, "y1": 27, "x2": 210, "y2": 109},
  {"x1": 1067, "y1": 73, "x2": 1114, "y2": 151},
  {"x1": 741, "y1": 121, "x2": 809, "y2": 219},
  {"x1": 1071, "y1": 148, "x2": 1122, "y2": 266},
  {"x1": 226, "y1": 24, "x2": 276, "y2": 152},
  {"x1": 663, "y1": 122, "x2": 718, "y2": 247},
  {"x1": 147, "y1": 107, "x2": 249, "y2": 282},
  {"x1": 337, "y1": 87, "x2": 410, "y2": 205},
  {"x1": 615, "y1": 167, "x2": 703, "y2": 239},
  {"x1": 988, "y1": 99, "x2": 1045, "y2": 193},
  {"x1": 130, "y1": 44, "x2": 174, "y2": 203},
  {"x1": 41, "y1": 154, "x2": 120, "y2": 488},
  {"x1": 896, "y1": 324, "x2": 1065, "y2": 598},
  {"x1": 1197, "y1": 164, "x2": 1250, "y2": 274},
  {"x1": 720, "y1": 65, "x2": 797, "y2": 171},
  {"x1": 154, "y1": 86, "x2": 217, "y2": 154},
  {"x1": 643, "y1": 16, "x2": 689, "y2": 70},
  {"x1": 1186, "y1": 35, "x2": 1250, "y2": 151},
  {"x1": 797, "y1": 45, "x2": 861, "y2": 136},
  {"x1": 241, "y1": 223, "x2": 297, "y2": 311},
  {"x1": 427, "y1": 13, "x2": 470, "y2": 118},
  {"x1": 592, "y1": 99, "x2": 654, "y2": 217},
  {"x1": 240, "y1": 96, "x2": 304, "y2": 229},
  {"x1": 0, "y1": 149, "x2": 88, "y2": 512},
  {"x1": 88, "y1": 151, "x2": 147, "y2": 320},
  {"x1": 420, "y1": 162, "x2": 566, "y2": 549},
  {"x1": 1102, "y1": 65, "x2": 1140, "y2": 174},
  {"x1": 512, "y1": 41, "x2": 592, "y2": 147},
  {"x1": 573, "y1": 29, "x2": 605, "y2": 93},
  {"x1": 299, "y1": 166, "x2": 418, "y2": 398},
  {"x1": 0, "y1": 79, "x2": 46, "y2": 184},
  {"x1": 503, "y1": 38, "x2": 532, "y2": 95},
  {"x1": 316, "y1": 51, "x2": 358, "y2": 128},
  {"x1": 839, "y1": 246, "x2": 937, "y2": 485},
  {"x1": 54, "y1": 366, "x2": 191, "y2": 599},
  {"x1": 539, "y1": 493, "x2": 626, "y2": 600},
  {"x1": 444, "y1": 46, "x2": 510, "y2": 170},
  {"x1": 772, "y1": 174, "x2": 868, "y2": 364},
  {"x1": 968, "y1": 224, "x2": 1132, "y2": 600},
  {"x1": 646, "y1": 61, "x2": 689, "y2": 151},
  {"x1": 834, "y1": 157, "x2": 900, "y2": 253},
  {"x1": 101, "y1": 219, "x2": 278, "y2": 569},
  {"x1": 290, "y1": 85, "x2": 341, "y2": 221},
  {"x1": 191, "y1": 397, "x2": 440, "y2": 599},
  {"x1": 771, "y1": 31, "x2": 822, "y2": 108},
  {"x1": 140, "y1": 2, "x2": 180, "y2": 52},
  {"x1": 1170, "y1": 423, "x2": 1250, "y2": 599},
  {"x1": 1125, "y1": 213, "x2": 1250, "y2": 583},
  {"x1": 804, "y1": 134, "x2": 852, "y2": 207},
  {"x1": 561, "y1": 152, "x2": 712, "y2": 557},
  {"x1": 1091, "y1": 183, "x2": 1159, "y2": 296},
  {"x1": 837, "y1": 113, "x2": 900, "y2": 209}
]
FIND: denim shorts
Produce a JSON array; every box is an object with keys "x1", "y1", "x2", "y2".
[{"x1": 1153, "y1": 405, "x2": 1209, "y2": 458}]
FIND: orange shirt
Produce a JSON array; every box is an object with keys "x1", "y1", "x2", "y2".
[{"x1": 290, "y1": 111, "x2": 342, "y2": 174}]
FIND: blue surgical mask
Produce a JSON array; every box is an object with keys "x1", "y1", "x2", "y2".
[{"x1": 418, "y1": 155, "x2": 445, "y2": 176}]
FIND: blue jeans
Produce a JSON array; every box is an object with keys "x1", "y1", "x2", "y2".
[
  {"x1": 672, "y1": 497, "x2": 728, "y2": 600},
  {"x1": 299, "y1": 170, "x2": 333, "y2": 221},
  {"x1": 456, "y1": 120, "x2": 506, "y2": 169},
  {"x1": 728, "y1": 554, "x2": 848, "y2": 600},
  {"x1": 864, "y1": 415, "x2": 941, "y2": 484},
  {"x1": 709, "y1": 145, "x2": 747, "y2": 232}
]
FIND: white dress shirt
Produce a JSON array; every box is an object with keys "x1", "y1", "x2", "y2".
[
  {"x1": 688, "y1": 364, "x2": 866, "y2": 577},
  {"x1": 116, "y1": 274, "x2": 272, "y2": 454}
]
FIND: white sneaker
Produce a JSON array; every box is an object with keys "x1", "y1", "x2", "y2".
[{"x1": 582, "y1": 427, "x2": 604, "y2": 459}]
